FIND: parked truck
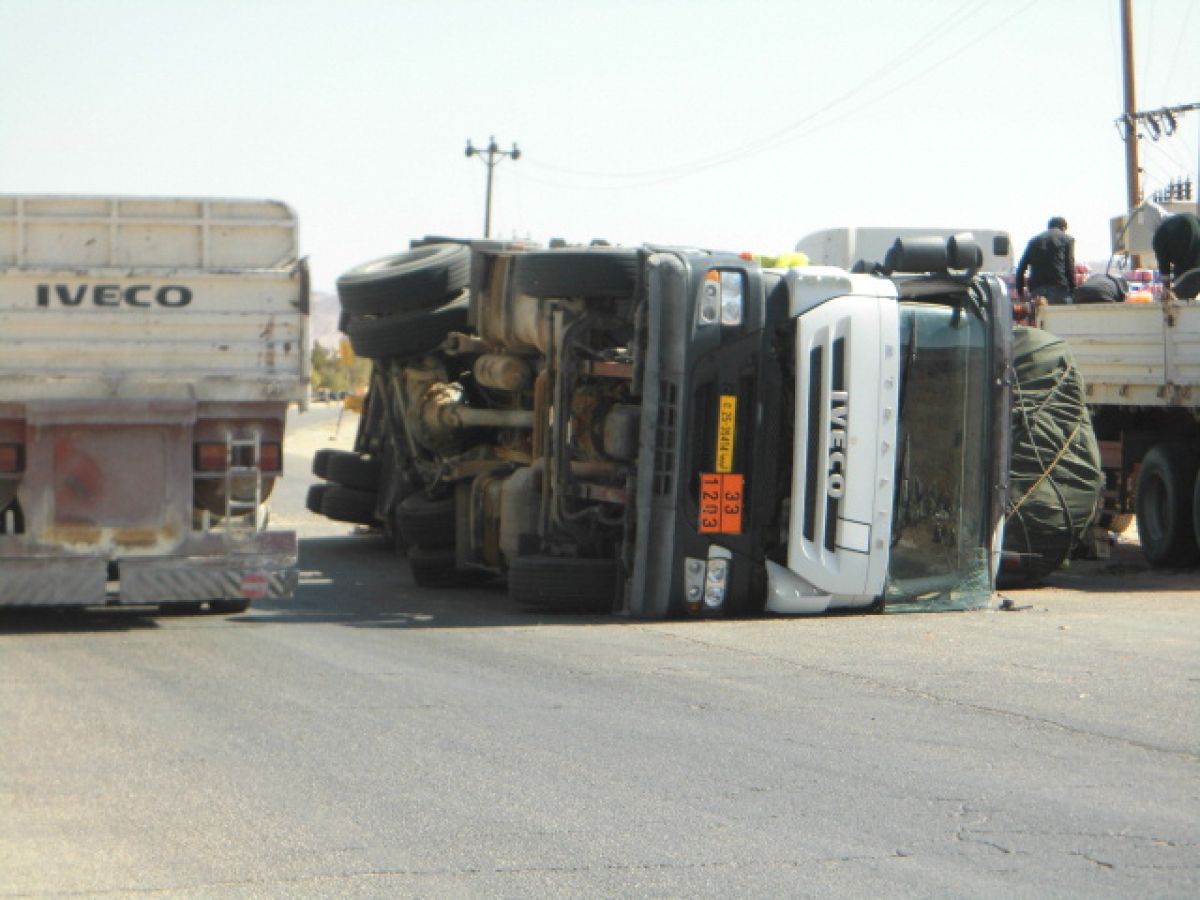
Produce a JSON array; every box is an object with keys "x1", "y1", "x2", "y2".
[
  {"x1": 1039, "y1": 292, "x2": 1200, "y2": 567},
  {"x1": 313, "y1": 233, "x2": 1013, "y2": 617},
  {"x1": 0, "y1": 195, "x2": 308, "y2": 610}
]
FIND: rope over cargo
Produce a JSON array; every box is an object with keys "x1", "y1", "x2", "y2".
[{"x1": 1002, "y1": 327, "x2": 1103, "y2": 585}]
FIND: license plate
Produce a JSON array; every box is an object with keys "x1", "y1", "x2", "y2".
[
  {"x1": 716, "y1": 395, "x2": 737, "y2": 473},
  {"x1": 699, "y1": 472, "x2": 744, "y2": 534}
]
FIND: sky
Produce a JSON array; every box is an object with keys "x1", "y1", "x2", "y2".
[{"x1": 1, "y1": 0, "x2": 1197, "y2": 292}]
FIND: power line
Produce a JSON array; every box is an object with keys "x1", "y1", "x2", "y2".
[
  {"x1": 523, "y1": 0, "x2": 1036, "y2": 189},
  {"x1": 527, "y1": 0, "x2": 994, "y2": 182}
]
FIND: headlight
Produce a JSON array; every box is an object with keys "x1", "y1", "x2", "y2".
[
  {"x1": 684, "y1": 547, "x2": 732, "y2": 612},
  {"x1": 719, "y1": 272, "x2": 744, "y2": 326},
  {"x1": 704, "y1": 558, "x2": 728, "y2": 608},
  {"x1": 698, "y1": 270, "x2": 744, "y2": 327}
]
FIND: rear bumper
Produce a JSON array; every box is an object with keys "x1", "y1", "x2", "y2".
[{"x1": 0, "y1": 531, "x2": 297, "y2": 607}]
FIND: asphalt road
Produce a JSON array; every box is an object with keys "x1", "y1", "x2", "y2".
[{"x1": 1, "y1": 409, "x2": 1197, "y2": 898}]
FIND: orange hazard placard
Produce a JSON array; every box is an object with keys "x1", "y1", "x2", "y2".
[{"x1": 699, "y1": 472, "x2": 744, "y2": 534}]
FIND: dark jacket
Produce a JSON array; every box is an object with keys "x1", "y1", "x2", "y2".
[
  {"x1": 1073, "y1": 273, "x2": 1127, "y2": 304},
  {"x1": 1016, "y1": 228, "x2": 1075, "y2": 295},
  {"x1": 1151, "y1": 213, "x2": 1200, "y2": 279}
]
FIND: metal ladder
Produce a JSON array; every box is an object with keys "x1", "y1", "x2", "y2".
[{"x1": 223, "y1": 432, "x2": 263, "y2": 540}]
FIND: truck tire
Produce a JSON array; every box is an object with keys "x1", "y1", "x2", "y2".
[
  {"x1": 407, "y1": 545, "x2": 495, "y2": 588},
  {"x1": 305, "y1": 482, "x2": 328, "y2": 515},
  {"x1": 346, "y1": 295, "x2": 469, "y2": 360},
  {"x1": 337, "y1": 244, "x2": 470, "y2": 317},
  {"x1": 325, "y1": 452, "x2": 382, "y2": 491},
  {"x1": 320, "y1": 484, "x2": 379, "y2": 525},
  {"x1": 1135, "y1": 444, "x2": 1200, "y2": 567},
  {"x1": 512, "y1": 249, "x2": 640, "y2": 298},
  {"x1": 506, "y1": 555, "x2": 619, "y2": 612},
  {"x1": 312, "y1": 448, "x2": 338, "y2": 479},
  {"x1": 395, "y1": 492, "x2": 456, "y2": 548}
]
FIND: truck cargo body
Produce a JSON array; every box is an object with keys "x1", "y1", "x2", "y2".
[
  {"x1": 330, "y1": 239, "x2": 1011, "y2": 617},
  {"x1": 1039, "y1": 297, "x2": 1200, "y2": 566},
  {"x1": 0, "y1": 195, "x2": 308, "y2": 607}
]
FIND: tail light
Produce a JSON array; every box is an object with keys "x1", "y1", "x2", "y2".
[
  {"x1": 259, "y1": 442, "x2": 282, "y2": 473},
  {"x1": 194, "y1": 441, "x2": 281, "y2": 472},
  {"x1": 194, "y1": 442, "x2": 228, "y2": 471},
  {"x1": 0, "y1": 444, "x2": 25, "y2": 474}
]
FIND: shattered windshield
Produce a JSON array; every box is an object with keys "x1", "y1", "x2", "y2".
[{"x1": 885, "y1": 302, "x2": 992, "y2": 611}]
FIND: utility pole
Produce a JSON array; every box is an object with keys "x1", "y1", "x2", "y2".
[
  {"x1": 465, "y1": 136, "x2": 520, "y2": 238},
  {"x1": 1119, "y1": 0, "x2": 1141, "y2": 213}
]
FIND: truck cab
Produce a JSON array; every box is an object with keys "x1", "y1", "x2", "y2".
[{"x1": 629, "y1": 248, "x2": 1011, "y2": 616}]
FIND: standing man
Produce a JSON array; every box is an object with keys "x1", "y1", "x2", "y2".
[
  {"x1": 1151, "y1": 212, "x2": 1200, "y2": 299},
  {"x1": 1016, "y1": 216, "x2": 1076, "y2": 304}
]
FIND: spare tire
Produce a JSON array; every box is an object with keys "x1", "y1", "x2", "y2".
[
  {"x1": 512, "y1": 249, "x2": 639, "y2": 298},
  {"x1": 337, "y1": 244, "x2": 471, "y2": 317},
  {"x1": 312, "y1": 448, "x2": 338, "y2": 479},
  {"x1": 346, "y1": 295, "x2": 469, "y2": 360},
  {"x1": 320, "y1": 484, "x2": 379, "y2": 525},
  {"x1": 305, "y1": 483, "x2": 328, "y2": 515},
  {"x1": 395, "y1": 491, "x2": 456, "y2": 548},
  {"x1": 325, "y1": 452, "x2": 382, "y2": 491}
]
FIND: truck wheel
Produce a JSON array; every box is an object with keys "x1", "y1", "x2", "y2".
[
  {"x1": 337, "y1": 244, "x2": 471, "y2": 317},
  {"x1": 305, "y1": 483, "x2": 328, "y2": 515},
  {"x1": 395, "y1": 492, "x2": 456, "y2": 547},
  {"x1": 346, "y1": 295, "x2": 469, "y2": 360},
  {"x1": 312, "y1": 448, "x2": 338, "y2": 479},
  {"x1": 320, "y1": 484, "x2": 379, "y2": 525},
  {"x1": 407, "y1": 545, "x2": 495, "y2": 588},
  {"x1": 511, "y1": 249, "x2": 639, "y2": 298},
  {"x1": 506, "y1": 555, "x2": 619, "y2": 612},
  {"x1": 325, "y1": 452, "x2": 382, "y2": 491},
  {"x1": 1135, "y1": 444, "x2": 1200, "y2": 567}
]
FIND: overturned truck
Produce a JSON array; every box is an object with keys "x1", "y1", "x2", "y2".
[{"x1": 315, "y1": 237, "x2": 1013, "y2": 616}]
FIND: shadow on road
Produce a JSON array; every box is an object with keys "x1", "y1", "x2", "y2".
[
  {"x1": 0, "y1": 607, "x2": 164, "y2": 635},
  {"x1": 5, "y1": 535, "x2": 1192, "y2": 635},
  {"x1": 1023, "y1": 539, "x2": 1200, "y2": 595},
  {"x1": 234, "y1": 535, "x2": 622, "y2": 629}
]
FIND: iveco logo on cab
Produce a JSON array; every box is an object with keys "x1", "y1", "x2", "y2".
[
  {"x1": 36, "y1": 284, "x2": 193, "y2": 308},
  {"x1": 827, "y1": 390, "x2": 849, "y2": 499}
]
